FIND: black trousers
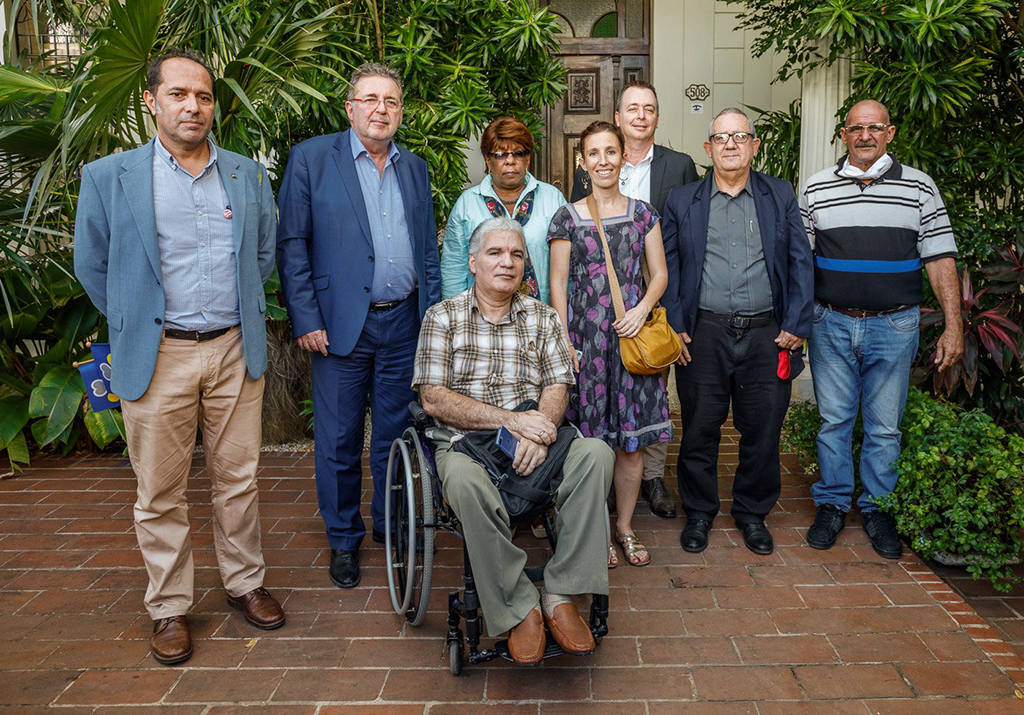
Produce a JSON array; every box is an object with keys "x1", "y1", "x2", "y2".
[{"x1": 675, "y1": 316, "x2": 792, "y2": 523}]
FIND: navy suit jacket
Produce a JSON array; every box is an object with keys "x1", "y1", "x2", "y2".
[
  {"x1": 74, "y1": 140, "x2": 276, "y2": 401},
  {"x1": 275, "y1": 129, "x2": 441, "y2": 355},
  {"x1": 661, "y1": 170, "x2": 814, "y2": 338}
]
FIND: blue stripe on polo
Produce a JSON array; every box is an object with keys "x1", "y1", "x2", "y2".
[{"x1": 815, "y1": 256, "x2": 922, "y2": 273}]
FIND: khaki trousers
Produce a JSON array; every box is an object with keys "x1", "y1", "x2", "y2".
[
  {"x1": 121, "y1": 327, "x2": 266, "y2": 619},
  {"x1": 434, "y1": 437, "x2": 614, "y2": 636}
]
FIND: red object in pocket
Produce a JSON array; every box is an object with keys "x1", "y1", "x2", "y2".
[{"x1": 777, "y1": 349, "x2": 791, "y2": 380}]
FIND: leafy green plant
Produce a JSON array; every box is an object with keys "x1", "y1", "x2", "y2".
[
  {"x1": 748, "y1": 98, "x2": 802, "y2": 187},
  {"x1": 878, "y1": 387, "x2": 1024, "y2": 593}
]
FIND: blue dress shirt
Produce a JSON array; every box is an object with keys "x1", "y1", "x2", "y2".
[
  {"x1": 350, "y1": 131, "x2": 417, "y2": 303},
  {"x1": 152, "y1": 137, "x2": 239, "y2": 331}
]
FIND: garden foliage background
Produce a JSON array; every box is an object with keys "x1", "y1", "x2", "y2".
[{"x1": 0, "y1": 0, "x2": 567, "y2": 469}]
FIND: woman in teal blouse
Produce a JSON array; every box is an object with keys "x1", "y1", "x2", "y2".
[{"x1": 441, "y1": 117, "x2": 566, "y2": 303}]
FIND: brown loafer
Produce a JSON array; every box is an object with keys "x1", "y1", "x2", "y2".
[
  {"x1": 227, "y1": 587, "x2": 285, "y2": 630},
  {"x1": 507, "y1": 606, "x2": 545, "y2": 665},
  {"x1": 543, "y1": 602, "x2": 595, "y2": 655},
  {"x1": 151, "y1": 615, "x2": 192, "y2": 665}
]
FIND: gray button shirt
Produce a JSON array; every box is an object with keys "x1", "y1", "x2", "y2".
[
  {"x1": 350, "y1": 132, "x2": 416, "y2": 303},
  {"x1": 152, "y1": 138, "x2": 239, "y2": 331},
  {"x1": 698, "y1": 179, "x2": 773, "y2": 315}
]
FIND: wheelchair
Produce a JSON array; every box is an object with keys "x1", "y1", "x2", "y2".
[{"x1": 383, "y1": 402, "x2": 610, "y2": 675}]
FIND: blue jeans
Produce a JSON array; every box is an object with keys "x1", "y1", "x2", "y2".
[{"x1": 808, "y1": 302, "x2": 920, "y2": 512}]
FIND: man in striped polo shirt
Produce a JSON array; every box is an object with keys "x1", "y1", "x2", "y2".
[{"x1": 799, "y1": 99, "x2": 963, "y2": 559}]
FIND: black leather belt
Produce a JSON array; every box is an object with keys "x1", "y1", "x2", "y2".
[
  {"x1": 821, "y1": 302, "x2": 910, "y2": 319},
  {"x1": 698, "y1": 309, "x2": 773, "y2": 329},
  {"x1": 164, "y1": 326, "x2": 234, "y2": 342},
  {"x1": 369, "y1": 290, "x2": 416, "y2": 313}
]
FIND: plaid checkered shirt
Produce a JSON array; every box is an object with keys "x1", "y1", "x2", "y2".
[{"x1": 412, "y1": 289, "x2": 575, "y2": 433}]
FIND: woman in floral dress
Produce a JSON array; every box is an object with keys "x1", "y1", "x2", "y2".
[{"x1": 548, "y1": 121, "x2": 673, "y2": 567}]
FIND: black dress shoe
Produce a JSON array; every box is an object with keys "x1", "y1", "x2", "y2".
[
  {"x1": 371, "y1": 528, "x2": 385, "y2": 544},
  {"x1": 641, "y1": 477, "x2": 677, "y2": 519},
  {"x1": 329, "y1": 549, "x2": 361, "y2": 588},
  {"x1": 807, "y1": 504, "x2": 846, "y2": 550},
  {"x1": 737, "y1": 520, "x2": 774, "y2": 555},
  {"x1": 862, "y1": 511, "x2": 903, "y2": 560},
  {"x1": 680, "y1": 518, "x2": 712, "y2": 553}
]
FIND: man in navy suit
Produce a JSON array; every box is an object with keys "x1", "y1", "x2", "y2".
[
  {"x1": 661, "y1": 108, "x2": 813, "y2": 556},
  {"x1": 75, "y1": 50, "x2": 283, "y2": 666},
  {"x1": 276, "y1": 63, "x2": 442, "y2": 589}
]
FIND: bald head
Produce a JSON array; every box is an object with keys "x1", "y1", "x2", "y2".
[{"x1": 845, "y1": 100, "x2": 890, "y2": 127}]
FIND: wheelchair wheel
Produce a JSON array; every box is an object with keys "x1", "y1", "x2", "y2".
[
  {"x1": 448, "y1": 638, "x2": 464, "y2": 675},
  {"x1": 384, "y1": 427, "x2": 435, "y2": 626}
]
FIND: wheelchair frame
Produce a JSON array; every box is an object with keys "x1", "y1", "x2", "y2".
[{"x1": 384, "y1": 404, "x2": 610, "y2": 675}]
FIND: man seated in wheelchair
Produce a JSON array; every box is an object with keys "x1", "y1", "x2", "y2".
[{"x1": 412, "y1": 216, "x2": 615, "y2": 665}]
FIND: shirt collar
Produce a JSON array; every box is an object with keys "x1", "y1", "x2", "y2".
[
  {"x1": 478, "y1": 172, "x2": 538, "y2": 200},
  {"x1": 711, "y1": 177, "x2": 751, "y2": 198},
  {"x1": 350, "y1": 130, "x2": 399, "y2": 165},
  {"x1": 153, "y1": 136, "x2": 217, "y2": 175},
  {"x1": 469, "y1": 287, "x2": 525, "y2": 324}
]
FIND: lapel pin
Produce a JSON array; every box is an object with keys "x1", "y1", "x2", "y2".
[{"x1": 231, "y1": 173, "x2": 237, "y2": 179}]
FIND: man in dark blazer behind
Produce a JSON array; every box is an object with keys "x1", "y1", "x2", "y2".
[
  {"x1": 276, "y1": 63, "x2": 441, "y2": 589},
  {"x1": 570, "y1": 79, "x2": 698, "y2": 520},
  {"x1": 661, "y1": 108, "x2": 813, "y2": 556}
]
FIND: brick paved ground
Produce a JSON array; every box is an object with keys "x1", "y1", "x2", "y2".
[{"x1": 2, "y1": 422, "x2": 1023, "y2": 713}]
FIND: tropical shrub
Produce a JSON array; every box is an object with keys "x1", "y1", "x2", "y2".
[
  {"x1": 0, "y1": 0, "x2": 568, "y2": 469},
  {"x1": 732, "y1": 0, "x2": 1024, "y2": 431}
]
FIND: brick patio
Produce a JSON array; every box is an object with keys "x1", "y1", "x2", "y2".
[{"x1": 2, "y1": 423, "x2": 1024, "y2": 713}]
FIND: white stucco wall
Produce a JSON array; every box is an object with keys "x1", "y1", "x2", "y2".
[{"x1": 652, "y1": 0, "x2": 801, "y2": 163}]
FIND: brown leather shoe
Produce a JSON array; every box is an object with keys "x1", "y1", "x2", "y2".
[
  {"x1": 151, "y1": 615, "x2": 192, "y2": 665},
  {"x1": 507, "y1": 606, "x2": 545, "y2": 665},
  {"x1": 227, "y1": 587, "x2": 285, "y2": 630},
  {"x1": 543, "y1": 602, "x2": 595, "y2": 655}
]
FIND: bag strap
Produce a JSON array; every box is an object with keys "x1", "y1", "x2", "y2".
[{"x1": 587, "y1": 193, "x2": 627, "y2": 322}]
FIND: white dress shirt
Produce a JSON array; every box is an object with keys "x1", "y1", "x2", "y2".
[{"x1": 619, "y1": 144, "x2": 655, "y2": 203}]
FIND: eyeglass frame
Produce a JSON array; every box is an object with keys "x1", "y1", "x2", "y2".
[
  {"x1": 842, "y1": 123, "x2": 891, "y2": 136},
  {"x1": 348, "y1": 95, "x2": 403, "y2": 112},
  {"x1": 486, "y1": 149, "x2": 531, "y2": 161},
  {"x1": 708, "y1": 131, "x2": 754, "y2": 145}
]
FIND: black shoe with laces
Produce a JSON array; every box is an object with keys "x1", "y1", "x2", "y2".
[
  {"x1": 862, "y1": 511, "x2": 903, "y2": 560},
  {"x1": 807, "y1": 504, "x2": 847, "y2": 550}
]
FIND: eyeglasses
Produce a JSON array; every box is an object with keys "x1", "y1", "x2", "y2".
[
  {"x1": 709, "y1": 131, "x2": 753, "y2": 145},
  {"x1": 350, "y1": 96, "x2": 402, "y2": 112},
  {"x1": 844, "y1": 123, "x2": 890, "y2": 135},
  {"x1": 486, "y1": 149, "x2": 530, "y2": 160}
]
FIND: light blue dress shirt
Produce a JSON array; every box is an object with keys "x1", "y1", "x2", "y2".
[
  {"x1": 350, "y1": 131, "x2": 417, "y2": 303},
  {"x1": 152, "y1": 137, "x2": 239, "y2": 331},
  {"x1": 441, "y1": 172, "x2": 566, "y2": 304}
]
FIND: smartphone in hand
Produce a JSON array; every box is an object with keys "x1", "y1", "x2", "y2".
[{"x1": 496, "y1": 426, "x2": 520, "y2": 460}]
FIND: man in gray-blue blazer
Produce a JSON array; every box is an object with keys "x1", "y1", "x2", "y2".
[{"x1": 74, "y1": 49, "x2": 284, "y2": 667}]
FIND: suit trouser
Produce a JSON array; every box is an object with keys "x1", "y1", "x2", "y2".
[
  {"x1": 434, "y1": 437, "x2": 614, "y2": 637},
  {"x1": 675, "y1": 317, "x2": 791, "y2": 523},
  {"x1": 310, "y1": 297, "x2": 419, "y2": 551},
  {"x1": 121, "y1": 327, "x2": 266, "y2": 619}
]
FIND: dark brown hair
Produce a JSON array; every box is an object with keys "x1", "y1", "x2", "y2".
[
  {"x1": 579, "y1": 120, "x2": 625, "y2": 154},
  {"x1": 480, "y1": 116, "x2": 534, "y2": 157},
  {"x1": 618, "y1": 79, "x2": 659, "y2": 113},
  {"x1": 146, "y1": 49, "x2": 216, "y2": 95}
]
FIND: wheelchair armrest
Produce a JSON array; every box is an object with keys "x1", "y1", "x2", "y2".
[{"x1": 409, "y1": 401, "x2": 431, "y2": 426}]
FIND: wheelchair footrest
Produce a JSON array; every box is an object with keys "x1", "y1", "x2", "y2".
[{"x1": 494, "y1": 632, "x2": 596, "y2": 664}]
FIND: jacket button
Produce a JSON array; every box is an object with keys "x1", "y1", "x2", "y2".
[
  {"x1": 368, "y1": 255, "x2": 374, "y2": 262},
  {"x1": 154, "y1": 318, "x2": 162, "y2": 325},
  {"x1": 364, "y1": 286, "x2": 370, "y2": 293}
]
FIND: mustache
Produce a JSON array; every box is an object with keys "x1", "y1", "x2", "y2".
[{"x1": 855, "y1": 141, "x2": 877, "y2": 148}]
